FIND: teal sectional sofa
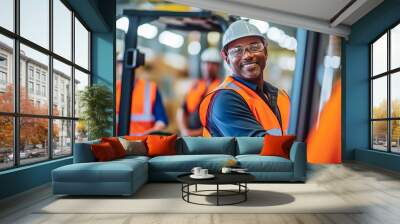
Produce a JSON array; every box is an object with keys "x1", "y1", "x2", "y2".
[{"x1": 52, "y1": 137, "x2": 306, "y2": 196}]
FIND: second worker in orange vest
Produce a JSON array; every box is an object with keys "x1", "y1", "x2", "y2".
[
  {"x1": 116, "y1": 58, "x2": 169, "y2": 136},
  {"x1": 199, "y1": 20, "x2": 291, "y2": 137},
  {"x1": 177, "y1": 48, "x2": 222, "y2": 136}
]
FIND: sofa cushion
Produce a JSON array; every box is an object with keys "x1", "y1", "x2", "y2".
[
  {"x1": 52, "y1": 159, "x2": 147, "y2": 183},
  {"x1": 115, "y1": 155, "x2": 150, "y2": 163},
  {"x1": 148, "y1": 154, "x2": 235, "y2": 172},
  {"x1": 235, "y1": 137, "x2": 264, "y2": 155},
  {"x1": 236, "y1": 155, "x2": 293, "y2": 172},
  {"x1": 177, "y1": 137, "x2": 235, "y2": 155},
  {"x1": 73, "y1": 140, "x2": 100, "y2": 163}
]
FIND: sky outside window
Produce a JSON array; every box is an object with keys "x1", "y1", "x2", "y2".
[{"x1": 0, "y1": 0, "x2": 14, "y2": 31}]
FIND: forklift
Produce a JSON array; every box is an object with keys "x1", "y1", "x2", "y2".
[{"x1": 117, "y1": 9, "x2": 229, "y2": 136}]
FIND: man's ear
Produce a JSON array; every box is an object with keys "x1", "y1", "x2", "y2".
[
  {"x1": 264, "y1": 47, "x2": 268, "y2": 56},
  {"x1": 220, "y1": 50, "x2": 230, "y2": 65}
]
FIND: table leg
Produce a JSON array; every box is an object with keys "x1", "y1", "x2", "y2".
[
  {"x1": 217, "y1": 184, "x2": 219, "y2": 206},
  {"x1": 245, "y1": 183, "x2": 247, "y2": 201},
  {"x1": 195, "y1": 184, "x2": 197, "y2": 192},
  {"x1": 187, "y1": 184, "x2": 190, "y2": 202}
]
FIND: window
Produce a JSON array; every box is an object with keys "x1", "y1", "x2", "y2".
[
  {"x1": 42, "y1": 85, "x2": 46, "y2": 97},
  {"x1": 75, "y1": 18, "x2": 90, "y2": 70},
  {"x1": 0, "y1": 55, "x2": 7, "y2": 67},
  {"x1": 0, "y1": 0, "x2": 91, "y2": 170},
  {"x1": 28, "y1": 67, "x2": 34, "y2": 80},
  {"x1": 0, "y1": 71, "x2": 6, "y2": 85},
  {"x1": 0, "y1": 0, "x2": 14, "y2": 32},
  {"x1": 35, "y1": 70, "x2": 41, "y2": 81},
  {"x1": 53, "y1": 0, "x2": 72, "y2": 60},
  {"x1": 371, "y1": 23, "x2": 400, "y2": 154},
  {"x1": 28, "y1": 81, "x2": 34, "y2": 94},
  {"x1": 0, "y1": 54, "x2": 7, "y2": 87},
  {"x1": 20, "y1": 0, "x2": 49, "y2": 49},
  {"x1": 53, "y1": 59, "x2": 72, "y2": 117},
  {"x1": 0, "y1": 35, "x2": 13, "y2": 113},
  {"x1": 36, "y1": 83, "x2": 40, "y2": 95}
]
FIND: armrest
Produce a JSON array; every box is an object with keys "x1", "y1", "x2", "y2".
[
  {"x1": 289, "y1": 141, "x2": 307, "y2": 181},
  {"x1": 73, "y1": 140, "x2": 100, "y2": 163}
]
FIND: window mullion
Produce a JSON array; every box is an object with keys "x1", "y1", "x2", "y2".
[
  {"x1": 71, "y1": 11, "x2": 76, "y2": 155},
  {"x1": 14, "y1": 0, "x2": 21, "y2": 167},
  {"x1": 49, "y1": 0, "x2": 53, "y2": 160},
  {"x1": 388, "y1": 29, "x2": 391, "y2": 152}
]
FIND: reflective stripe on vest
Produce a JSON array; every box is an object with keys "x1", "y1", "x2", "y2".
[
  {"x1": 185, "y1": 79, "x2": 221, "y2": 114},
  {"x1": 199, "y1": 76, "x2": 290, "y2": 137}
]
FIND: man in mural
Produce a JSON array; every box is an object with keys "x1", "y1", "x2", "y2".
[
  {"x1": 176, "y1": 48, "x2": 222, "y2": 136},
  {"x1": 116, "y1": 54, "x2": 169, "y2": 136},
  {"x1": 199, "y1": 20, "x2": 291, "y2": 137}
]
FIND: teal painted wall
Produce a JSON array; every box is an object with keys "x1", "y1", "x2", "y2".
[
  {"x1": 91, "y1": 0, "x2": 115, "y2": 135},
  {"x1": 92, "y1": 32, "x2": 114, "y2": 89},
  {"x1": 0, "y1": 158, "x2": 72, "y2": 199},
  {"x1": 92, "y1": 31, "x2": 115, "y2": 136},
  {"x1": 0, "y1": 0, "x2": 115, "y2": 200},
  {"x1": 344, "y1": 0, "x2": 400, "y2": 170}
]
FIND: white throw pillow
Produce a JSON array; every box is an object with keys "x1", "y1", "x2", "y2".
[{"x1": 118, "y1": 137, "x2": 147, "y2": 156}]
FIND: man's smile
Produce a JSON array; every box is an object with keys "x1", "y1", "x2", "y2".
[{"x1": 240, "y1": 61, "x2": 259, "y2": 69}]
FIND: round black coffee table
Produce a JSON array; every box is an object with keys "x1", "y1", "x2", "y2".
[{"x1": 177, "y1": 173, "x2": 255, "y2": 206}]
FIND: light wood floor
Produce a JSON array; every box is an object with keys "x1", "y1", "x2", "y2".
[{"x1": 1, "y1": 162, "x2": 400, "y2": 224}]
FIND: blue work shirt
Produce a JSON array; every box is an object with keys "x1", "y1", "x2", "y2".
[
  {"x1": 153, "y1": 88, "x2": 169, "y2": 125},
  {"x1": 206, "y1": 75, "x2": 282, "y2": 137}
]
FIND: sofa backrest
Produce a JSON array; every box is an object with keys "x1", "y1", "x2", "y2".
[
  {"x1": 73, "y1": 139, "x2": 100, "y2": 163},
  {"x1": 177, "y1": 137, "x2": 236, "y2": 155},
  {"x1": 73, "y1": 136, "x2": 266, "y2": 162},
  {"x1": 235, "y1": 137, "x2": 264, "y2": 155}
]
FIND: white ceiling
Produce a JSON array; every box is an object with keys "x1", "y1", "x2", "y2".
[{"x1": 169, "y1": 0, "x2": 384, "y2": 38}]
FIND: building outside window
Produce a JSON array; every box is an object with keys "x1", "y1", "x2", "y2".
[
  {"x1": 0, "y1": 0, "x2": 91, "y2": 170},
  {"x1": 370, "y1": 23, "x2": 400, "y2": 154}
]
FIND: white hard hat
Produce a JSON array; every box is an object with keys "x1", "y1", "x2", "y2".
[
  {"x1": 200, "y1": 48, "x2": 221, "y2": 63},
  {"x1": 222, "y1": 20, "x2": 266, "y2": 49}
]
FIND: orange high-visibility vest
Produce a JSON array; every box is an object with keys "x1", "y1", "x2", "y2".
[
  {"x1": 199, "y1": 76, "x2": 290, "y2": 137},
  {"x1": 185, "y1": 79, "x2": 221, "y2": 114},
  {"x1": 115, "y1": 79, "x2": 157, "y2": 136},
  {"x1": 116, "y1": 80, "x2": 121, "y2": 133}
]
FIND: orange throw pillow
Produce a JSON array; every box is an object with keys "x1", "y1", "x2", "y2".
[
  {"x1": 91, "y1": 142, "x2": 117, "y2": 161},
  {"x1": 260, "y1": 135, "x2": 296, "y2": 159},
  {"x1": 101, "y1": 137, "x2": 126, "y2": 158},
  {"x1": 146, "y1": 134, "x2": 177, "y2": 157}
]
